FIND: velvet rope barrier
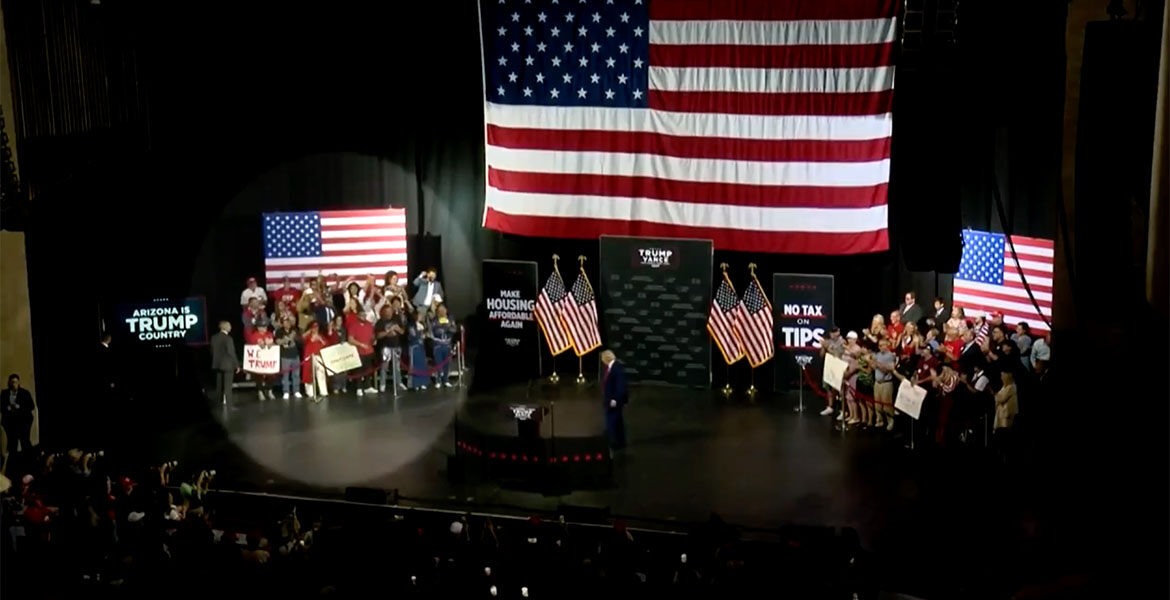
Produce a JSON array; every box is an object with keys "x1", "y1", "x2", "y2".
[{"x1": 801, "y1": 367, "x2": 894, "y2": 407}]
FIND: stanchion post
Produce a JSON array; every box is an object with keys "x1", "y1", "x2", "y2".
[{"x1": 795, "y1": 364, "x2": 805, "y2": 413}]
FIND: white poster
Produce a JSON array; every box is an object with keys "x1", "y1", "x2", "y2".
[
  {"x1": 822, "y1": 353, "x2": 847, "y2": 391},
  {"x1": 895, "y1": 380, "x2": 927, "y2": 420},
  {"x1": 320, "y1": 343, "x2": 361, "y2": 374},
  {"x1": 242, "y1": 344, "x2": 280, "y2": 374}
]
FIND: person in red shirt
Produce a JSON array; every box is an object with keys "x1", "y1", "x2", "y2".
[
  {"x1": 345, "y1": 310, "x2": 378, "y2": 396},
  {"x1": 886, "y1": 310, "x2": 905, "y2": 341},
  {"x1": 245, "y1": 319, "x2": 277, "y2": 401},
  {"x1": 301, "y1": 321, "x2": 329, "y2": 401},
  {"x1": 272, "y1": 276, "x2": 301, "y2": 316}
]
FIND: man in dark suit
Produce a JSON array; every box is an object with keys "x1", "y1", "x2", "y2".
[
  {"x1": 958, "y1": 330, "x2": 985, "y2": 377},
  {"x1": 899, "y1": 291, "x2": 925, "y2": 330},
  {"x1": 411, "y1": 268, "x2": 445, "y2": 314},
  {"x1": 926, "y1": 296, "x2": 948, "y2": 330},
  {"x1": 600, "y1": 350, "x2": 629, "y2": 450},
  {"x1": 2, "y1": 373, "x2": 36, "y2": 462},
  {"x1": 211, "y1": 321, "x2": 240, "y2": 405}
]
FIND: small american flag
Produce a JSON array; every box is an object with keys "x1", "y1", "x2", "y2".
[
  {"x1": 733, "y1": 276, "x2": 774, "y2": 367},
  {"x1": 953, "y1": 230, "x2": 1053, "y2": 333},
  {"x1": 479, "y1": 0, "x2": 896, "y2": 254},
  {"x1": 263, "y1": 209, "x2": 408, "y2": 285},
  {"x1": 559, "y1": 270, "x2": 602, "y2": 356},
  {"x1": 536, "y1": 270, "x2": 573, "y2": 355},
  {"x1": 708, "y1": 276, "x2": 744, "y2": 364}
]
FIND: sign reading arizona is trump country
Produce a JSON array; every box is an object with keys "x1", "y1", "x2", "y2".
[{"x1": 113, "y1": 297, "x2": 208, "y2": 347}]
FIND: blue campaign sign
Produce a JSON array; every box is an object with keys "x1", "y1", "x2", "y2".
[{"x1": 114, "y1": 297, "x2": 208, "y2": 347}]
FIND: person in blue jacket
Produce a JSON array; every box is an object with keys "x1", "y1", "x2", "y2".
[
  {"x1": 429, "y1": 304, "x2": 458, "y2": 388},
  {"x1": 408, "y1": 309, "x2": 430, "y2": 390},
  {"x1": 600, "y1": 349, "x2": 629, "y2": 450}
]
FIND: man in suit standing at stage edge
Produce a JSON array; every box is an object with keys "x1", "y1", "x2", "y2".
[
  {"x1": 601, "y1": 350, "x2": 629, "y2": 451},
  {"x1": 211, "y1": 320, "x2": 240, "y2": 405}
]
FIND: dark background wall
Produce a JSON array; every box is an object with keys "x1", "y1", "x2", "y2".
[{"x1": 0, "y1": 0, "x2": 1083, "y2": 437}]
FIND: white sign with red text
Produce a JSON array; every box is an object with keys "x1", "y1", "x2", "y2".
[{"x1": 243, "y1": 344, "x2": 280, "y2": 374}]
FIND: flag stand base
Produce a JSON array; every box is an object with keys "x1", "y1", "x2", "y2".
[
  {"x1": 746, "y1": 385, "x2": 757, "y2": 401},
  {"x1": 549, "y1": 372, "x2": 560, "y2": 384},
  {"x1": 721, "y1": 384, "x2": 733, "y2": 399},
  {"x1": 576, "y1": 357, "x2": 586, "y2": 385}
]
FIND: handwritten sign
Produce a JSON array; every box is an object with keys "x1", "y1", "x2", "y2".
[
  {"x1": 895, "y1": 380, "x2": 927, "y2": 420},
  {"x1": 243, "y1": 345, "x2": 280, "y2": 374},
  {"x1": 320, "y1": 343, "x2": 361, "y2": 374},
  {"x1": 822, "y1": 353, "x2": 847, "y2": 391}
]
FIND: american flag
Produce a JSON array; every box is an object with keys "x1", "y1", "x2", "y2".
[
  {"x1": 478, "y1": 0, "x2": 895, "y2": 254},
  {"x1": 953, "y1": 230, "x2": 1053, "y2": 334},
  {"x1": 263, "y1": 209, "x2": 408, "y2": 285},
  {"x1": 707, "y1": 276, "x2": 744, "y2": 364},
  {"x1": 536, "y1": 270, "x2": 573, "y2": 355},
  {"x1": 732, "y1": 276, "x2": 774, "y2": 367},
  {"x1": 559, "y1": 270, "x2": 602, "y2": 356}
]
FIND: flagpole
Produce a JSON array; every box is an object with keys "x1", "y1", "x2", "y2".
[
  {"x1": 576, "y1": 255, "x2": 589, "y2": 385},
  {"x1": 746, "y1": 263, "x2": 759, "y2": 401},
  {"x1": 719, "y1": 262, "x2": 734, "y2": 399},
  {"x1": 548, "y1": 254, "x2": 561, "y2": 385}
]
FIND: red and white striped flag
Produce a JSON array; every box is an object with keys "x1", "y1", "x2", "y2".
[
  {"x1": 558, "y1": 270, "x2": 603, "y2": 356},
  {"x1": 953, "y1": 230, "x2": 1054, "y2": 333},
  {"x1": 708, "y1": 275, "x2": 744, "y2": 364},
  {"x1": 535, "y1": 270, "x2": 573, "y2": 355},
  {"x1": 479, "y1": 0, "x2": 896, "y2": 254},
  {"x1": 733, "y1": 275, "x2": 775, "y2": 367},
  {"x1": 263, "y1": 209, "x2": 408, "y2": 284}
]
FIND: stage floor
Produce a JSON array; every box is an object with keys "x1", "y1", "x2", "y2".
[{"x1": 136, "y1": 378, "x2": 1062, "y2": 596}]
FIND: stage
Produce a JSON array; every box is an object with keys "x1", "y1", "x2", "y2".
[{"x1": 121, "y1": 375, "x2": 1067, "y2": 595}]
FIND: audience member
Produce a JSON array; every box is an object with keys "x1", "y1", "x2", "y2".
[
  {"x1": 430, "y1": 304, "x2": 458, "y2": 388},
  {"x1": 272, "y1": 275, "x2": 301, "y2": 316},
  {"x1": 928, "y1": 296, "x2": 948, "y2": 329},
  {"x1": 245, "y1": 318, "x2": 277, "y2": 401},
  {"x1": 412, "y1": 268, "x2": 444, "y2": 310},
  {"x1": 945, "y1": 306, "x2": 967, "y2": 333},
  {"x1": 376, "y1": 301, "x2": 407, "y2": 392},
  {"x1": 993, "y1": 371, "x2": 1018, "y2": 458},
  {"x1": 408, "y1": 310, "x2": 430, "y2": 391},
  {"x1": 872, "y1": 339, "x2": 897, "y2": 431},
  {"x1": 345, "y1": 308, "x2": 378, "y2": 397},
  {"x1": 819, "y1": 327, "x2": 844, "y2": 416},
  {"x1": 274, "y1": 316, "x2": 302, "y2": 400},
  {"x1": 898, "y1": 291, "x2": 924, "y2": 328},
  {"x1": 383, "y1": 270, "x2": 413, "y2": 312},
  {"x1": 301, "y1": 321, "x2": 330, "y2": 400},
  {"x1": 326, "y1": 315, "x2": 348, "y2": 394},
  {"x1": 240, "y1": 276, "x2": 268, "y2": 307},
  {"x1": 1012, "y1": 323, "x2": 1034, "y2": 369}
]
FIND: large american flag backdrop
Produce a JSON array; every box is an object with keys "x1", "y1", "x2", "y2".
[
  {"x1": 953, "y1": 230, "x2": 1053, "y2": 334},
  {"x1": 479, "y1": 0, "x2": 896, "y2": 254},
  {"x1": 262, "y1": 209, "x2": 408, "y2": 284}
]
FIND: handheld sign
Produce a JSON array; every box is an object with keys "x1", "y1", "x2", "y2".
[
  {"x1": 895, "y1": 380, "x2": 927, "y2": 420},
  {"x1": 320, "y1": 343, "x2": 361, "y2": 374},
  {"x1": 243, "y1": 345, "x2": 280, "y2": 374},
  {"x1": 822, "y1": 353, "x2": 847, "y2": 391}
]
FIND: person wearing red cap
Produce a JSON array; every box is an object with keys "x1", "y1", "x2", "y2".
[{"x1": 240, "y1": 276, "x2": 268, "y2": 308}]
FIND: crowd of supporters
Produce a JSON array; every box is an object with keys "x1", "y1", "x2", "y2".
[
  {"x1": 818, "y1": 292, "x2": 1052, "y2": 455},
  {"x1": 222, "y1": 269, "x2": 459, "y2": 402},
  {"x1": 1, "y1": 446, "x2": 874, "y2": 599}
]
